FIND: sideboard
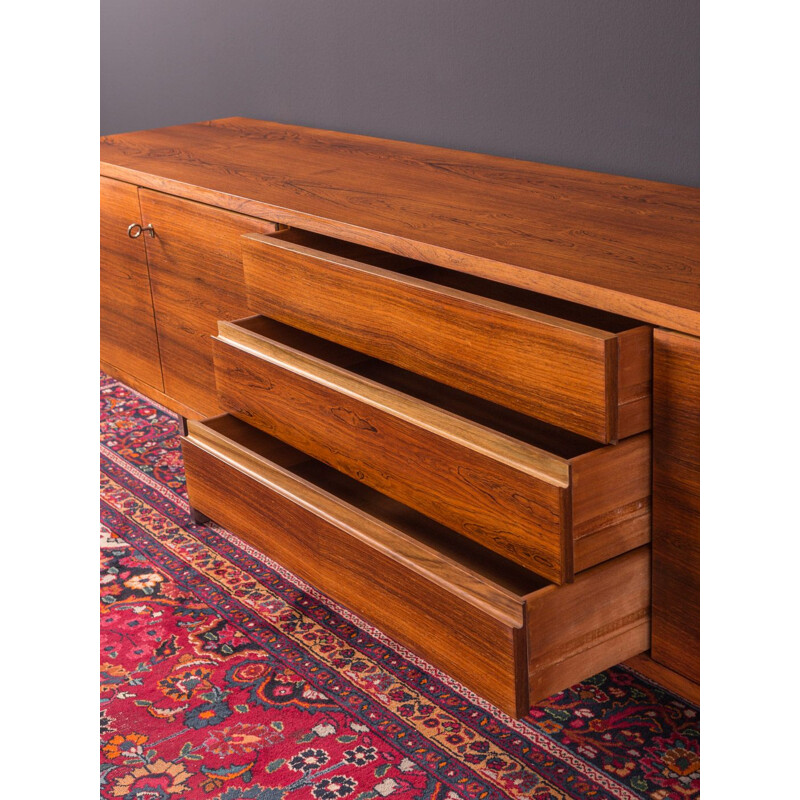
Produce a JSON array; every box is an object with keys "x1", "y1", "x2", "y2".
[{"x1": 100, "y1": 118, "x2": 699, "y2": 716}]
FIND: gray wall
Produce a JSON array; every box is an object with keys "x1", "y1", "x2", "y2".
[{"x1": 101, "y1": 0, "x2": 698, "y2": 186}]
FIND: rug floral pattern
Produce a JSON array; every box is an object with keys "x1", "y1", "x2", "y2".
[{"x1": 100, "y1": 373, "x2": 699, "y2": 800}]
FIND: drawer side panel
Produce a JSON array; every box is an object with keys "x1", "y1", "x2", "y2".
[{"x1": 526, "y1": 546, "x2": 651, "y2": 704}]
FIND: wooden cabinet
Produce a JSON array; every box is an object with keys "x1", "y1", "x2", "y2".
[
  {"x1": 100, "y1": 177, "x2": 163, "y2": 390},
  {"x1": 100, "y1": 118, "x2": 700, "y2": 712}
]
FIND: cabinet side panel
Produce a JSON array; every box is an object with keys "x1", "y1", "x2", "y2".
[
  {"x1": 100, "y1": 177, "x2": 164, "y2": 390},
  {"x1": 651, "y1": 329, "x2": 699, "y2": 683}
]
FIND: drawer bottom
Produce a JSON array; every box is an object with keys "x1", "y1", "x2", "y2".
[{"x1": 182, "y1": 415, "x2": 650, "y2": 718}]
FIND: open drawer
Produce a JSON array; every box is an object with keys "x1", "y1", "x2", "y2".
[
  {"x1": 182, "y1": 415, "x2": 651, "y2": 718},
  {"x1": 241, "y1": 229, "x2": 652, "y2": 443},
  {"x1": 211, "y1": 316, "x2": 651, "y2": 584}
]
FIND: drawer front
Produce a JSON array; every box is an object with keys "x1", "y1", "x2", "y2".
[
  {"x1": 213, "y1": 322, "x2": 566, "y2": 582},
  {"x1": 242, "y1": 231, "x2": 652, "y2": 443},
  {"x1": 181, "y1": 418, "x2": 530, "y2": 716},
  {"x1": 212, "y1": 318, "x2": 651, "y2": 584}
]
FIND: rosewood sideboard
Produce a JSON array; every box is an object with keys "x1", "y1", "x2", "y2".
[{"x1": 100, "y1": 118, "x2": 699, "y2": 717}]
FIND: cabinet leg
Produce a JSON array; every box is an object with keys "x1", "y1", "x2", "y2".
[{"x1": 189, "y1": 506, "x2": 210, "y2": 526}]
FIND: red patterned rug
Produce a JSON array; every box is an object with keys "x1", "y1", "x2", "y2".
[{"x1": 100, "y1": 373, "x2": 699, "y2": 800}]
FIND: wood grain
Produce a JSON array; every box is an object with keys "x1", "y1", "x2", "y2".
[
  {"x1": 182, "y1": 415, "x2": 652, "y2": 716},
  {"x1": 527, "y1": 546, "x2": 651, "y2": 703},
  {"x1": 100, "y1": 117, "x2": 699, "y2": 335},
  {"x1": 189, "y1": 415, "x2": 548, "y2": 611},
  {"x1": 242, "y1": 229, "x2": 652, "y2": 442},
  {"x1": 615, "y1": 326, "x2": 654, "y2": 438},
  {"x1": 212, "y1": 317, "x2": 651, "y2": 582},
  {"x1": 182, "y1": 416, "x2": 536, "y2": 715},
  {"x1": 99, "y1": 120, "x2": 699, "y2": 705},
  {"x1": 571, "y1": 435, "x2": 652, "y2": 571},
  {"x1": 137, "y1": 190, "x2": 278, "y2": 416},
  {"x1": 651, "y1": 330, "x2": 700, "y2": 684},
  {"x1": 100, "y1": 177, "x2": 163, "y2": 390},
  {"x1": 213, "y1": 318, "x2": 567, "y2": 582}
]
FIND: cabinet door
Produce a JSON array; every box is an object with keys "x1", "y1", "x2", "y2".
[
  {"x1": 651, "y1": 329, "x2": 699, "y2": 684},
  {"x1": 100, "y1": 177, "x2": 163, "y2": 390},
  {"x1": 139, "y1": 190, "x2": 278, "y2": 417}
]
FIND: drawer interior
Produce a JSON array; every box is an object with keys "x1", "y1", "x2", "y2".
[
  {"x1": 269, "y1": 228, "x2": 644, "y2": 334},
  {"x1": 227, "y1": 315, "x2": 601, "y2": 460},
  {"x1": 197, "y1": 414, "x2": 550, "y2": 598}
]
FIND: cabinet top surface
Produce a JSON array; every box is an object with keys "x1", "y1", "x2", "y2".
[{"x1": 101, "y1": 117, "x2": 699, "y2": 334}]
